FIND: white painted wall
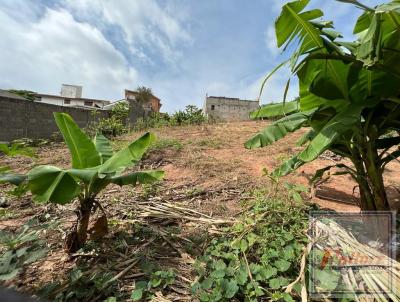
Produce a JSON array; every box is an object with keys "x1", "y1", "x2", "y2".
[
  {"x1": 39, "y1": 96, "x2": 63, "y2": 106},
  {"x1": 37, "y1": 96, "x2": 106, "y2": 107}
]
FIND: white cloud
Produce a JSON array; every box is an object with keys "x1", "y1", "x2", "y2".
[
  {"x1": 63, "y1": 0, "x2": 192, "y2": 64},
  {"x1": 0, "y1": 7, "x2": 138, "y2": 100},
  {"x1": 265, "y1": 26, "x2": 279, "y2": 56}
]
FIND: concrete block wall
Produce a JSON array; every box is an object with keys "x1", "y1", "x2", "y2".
[
  {"x1": 204, "y1": 96, "x2": 259, "y2": 122},
  {"x1": 0, "y1": 96, "x2": 108, "y2": 141}
]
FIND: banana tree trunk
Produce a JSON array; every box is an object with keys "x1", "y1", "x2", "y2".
[
  {"x1": 76, "y1": 198, "x2": 93, "y2": 247},
  {"x1": 352, "y1": 154, "x2": 377, "y2": 211},
  {"x1": 351, "y1": 137, "x2": 390, "y2": 211},
  {"x1": 65, "y1": 198, "x2": 93, "y2": 253}
]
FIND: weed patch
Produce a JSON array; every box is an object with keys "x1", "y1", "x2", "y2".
[
  {"x1": 192, "y1": 189, "x2": 312, "y2": 301},
  {"x1": 149, "y1": 138, "x2": 183, "y2": 152}
]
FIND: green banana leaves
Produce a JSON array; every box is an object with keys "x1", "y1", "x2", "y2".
[
  {"x1": 246, "y1": 0, "x2": 400, "y2": 178},
  {"x1": 245, "y1": 109, "x2": 315, "y2": 149},
  {"x1": 4, "y1": 113, "x2": 164, "y2": 204}
]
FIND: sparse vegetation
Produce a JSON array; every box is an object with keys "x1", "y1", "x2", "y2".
[
  {"x1": 134, "y1": 105, "x2": 206, "y2": 131},
  {"x1": 148, "y1": 138, "x2": 183, "y2": 152},
  {"x1": 0, "y1": 219, "x2": 51, "y2": 281}
]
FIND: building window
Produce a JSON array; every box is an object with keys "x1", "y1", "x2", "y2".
[
  {"x1": 35, "y1": 97, "x2": 41, "y2": 102},
  {"x1": 84, "y1": 101, "x2": 93, "y2": 106},
  {"x1": 64, "y1": 99, "x2": 71, "y2": 104},
  {"x1": 211, "y1": 105, "x2": 215, "y2": 110}
]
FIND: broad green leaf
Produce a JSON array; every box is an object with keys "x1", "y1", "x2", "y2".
[
  {"x1": 269, "y1": 277, "x2": 289, "y2": 289},
  {"x1": 111, "y1": 171, "x2": 164, "y2": 186},
  {"x1": 299, "y1": 91, "x2": 326, "y2": 111},
  {"x1": 283, "y1": 293, "x2": 295, "y2": 302},
  {"x1": 322, "y1": 29, "x2": 342, "y2": 40},
  {"x1": 299, "y1": 58, "x2": 351, "y2": 102},
  {"x1": 245, "y1": 110, "x2": 314, "y2": 149},
  {"x1": 67, "y1": 168, "x2": 98, "y2": 183},
  {"x1": 349, "y1": 69, "x2": 400, "y2": 102},
  {"x1": 354, "y1": 12, "x2": 373, "y2": 34},
  {"x1": 356, "y1": 13, "x2": 383, "y2": 66},
  {"x1": 131, "y1": 288, "x2": 143, "y2": 301},
  {"x1": 236, "y1": 266, "x2": 248, "y2": 285},
  {"x1": 54, "y1": 112, "x2": 101, "y2": 169},
  {"x1": 214, "y1": 260, "x2": 227, "y2": 271},
  {"x1": 274, "y1": 259, "x2": 291, "y2": 272},
  {"x1": 28, "y1": 166, "x2": 80, "y2": 204},
  {"x1": 309, "y1": 59, "x2": 352, "y2": 101},
  {"x1": 296, "y1": 129, "x2": 315, "y2": 146},
  {"x1": 201, "y1": 278, "x2": 213, "y2": 289},
  {"x1": 211, "y1": 269, "x2": 225, "y2": 279},
  {"x1": 221, "y1": 279, "x2": 239, "y2": 299},
  {"x1": 276, "y1": 0, "x2": 324, "y2": 60},
  {"x1": 99, "y1": 132, "x2": 155, "y2": 174},
  {"x1": 94, "y1": 133, "x2": 113, "y2": 163},
  {"x1": 259, "y1": 266, "x2": 277, "y2": 280},
  {"x1": 250, "y1": 101, "x2": 299, "y2": 119},
  {"x1": 298, "y1": 105, "x2": 363, "y2": 162}
]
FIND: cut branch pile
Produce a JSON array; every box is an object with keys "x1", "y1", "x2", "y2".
[
  {"x1": 310, "y1": 219, "x2": 400, "y2": 301},
  {"x1": 131, "y1": 199, "x2": 237, "y2": 225}
]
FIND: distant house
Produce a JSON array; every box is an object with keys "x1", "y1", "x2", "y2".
[
  {"x1": 203, "y1": 96, "x2": 259, "y2": 122},
  {"x1": 34, "y1": 84, "x2": 110, "y2": 109},
  {"x1": 124, "y1": 89, "x2": 162, "y2": 114}
]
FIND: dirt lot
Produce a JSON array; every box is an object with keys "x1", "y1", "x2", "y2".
[{"x1": 1, "y1": 121, "x2": 399, "y2": 300}]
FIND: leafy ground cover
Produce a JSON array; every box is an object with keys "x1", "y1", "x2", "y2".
[{"x1": 1, "y1": 121, "x2": 400, "y2": 301}]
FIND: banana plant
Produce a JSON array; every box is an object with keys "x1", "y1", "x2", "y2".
[
  {"x1": 246, "y1": 0, "x2": 400, "y2": 211},
  {"x1": 2, "y1": 113, "x2": 164, "y2": 252}
]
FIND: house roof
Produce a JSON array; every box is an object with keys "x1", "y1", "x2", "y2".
[
  {"x1": 102, "y1": 99, "x2": 127, "y2": 110},
  {"x1": 35, "y1": 93, "x2": 111, "y2": 104},
  {"x1": 0, "y1": 89, "x2": 29, "y2": 100}
]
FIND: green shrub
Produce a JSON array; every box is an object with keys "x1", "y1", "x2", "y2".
[
  {"x1": 133, "y1": 105, "x2": 206, "y2": 130},
  {"x1": 96, "y1": 115, "x2": 127, "y2": 137},
  {"x1": 171, "y1": 105, "x2": 206, "y2": 126},
  {"x1": 87, "y1": 102, "x2": 130, "y2": 138}
]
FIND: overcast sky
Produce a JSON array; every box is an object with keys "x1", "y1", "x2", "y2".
[{"x1": 0, "y1": 0, "x2": 381, "y2": 112}]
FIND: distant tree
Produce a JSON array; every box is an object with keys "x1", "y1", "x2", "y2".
[
  {"x1": 135, "y1": 86, "x2": 153, "y2": 104},
  {"x1": 8, "y1": 90, "x2": 36, "y2": 101}
]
